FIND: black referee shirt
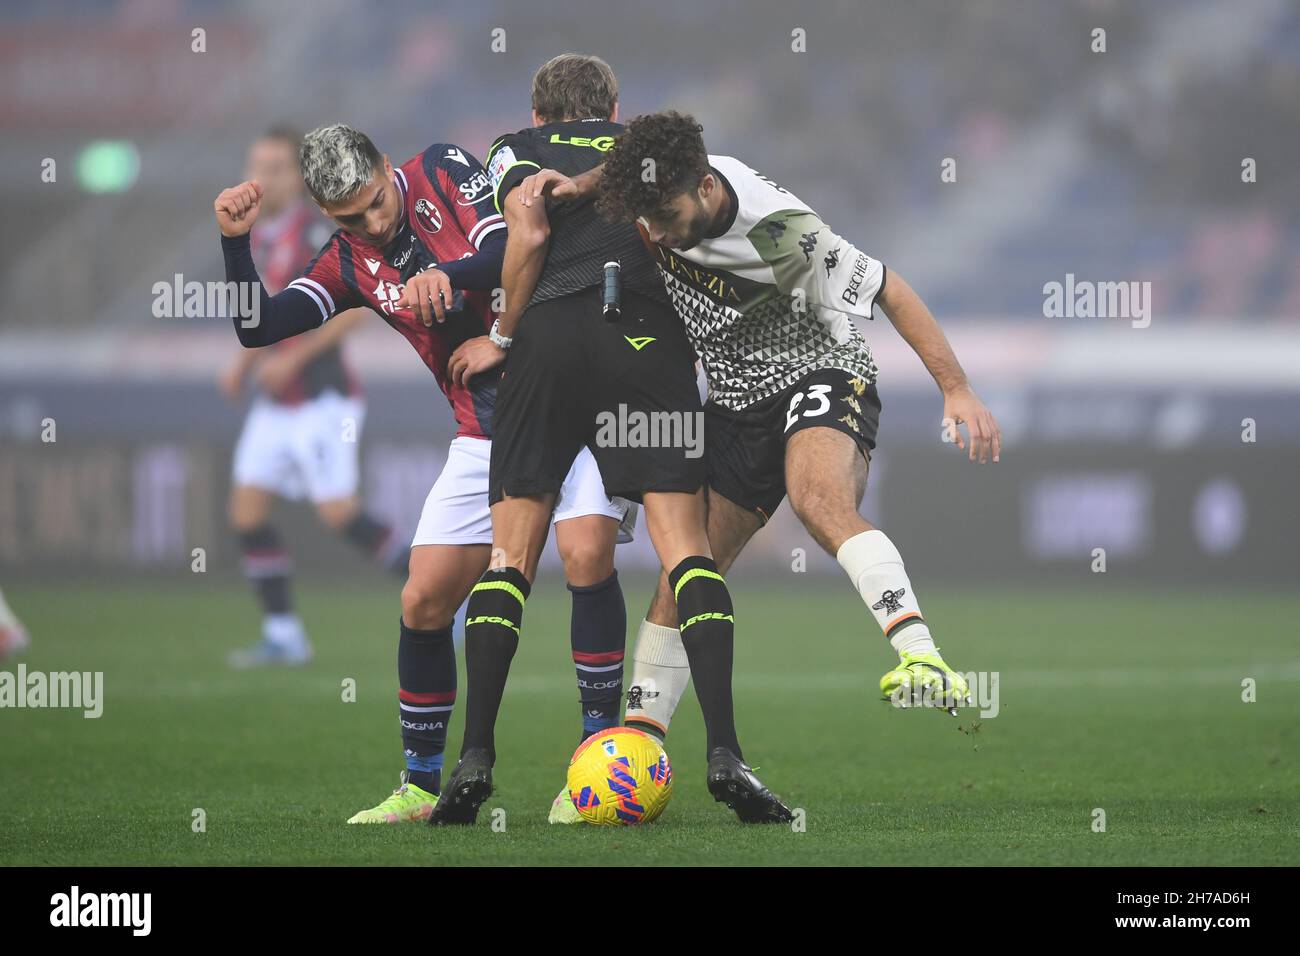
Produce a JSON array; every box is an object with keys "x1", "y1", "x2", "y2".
[{"x1": 486, "y1": 118, "x2": 669, "y2": 308}]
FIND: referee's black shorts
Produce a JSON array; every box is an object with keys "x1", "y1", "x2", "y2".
[{"x1": 489, "y1": 286, "x2": 705, "y2": 505}]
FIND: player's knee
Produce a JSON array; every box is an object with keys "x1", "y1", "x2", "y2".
[
  {"x1": 228, "y1": 497, "x2": 261, "y2": 533},
  {"x1": 558, "y1": 540, "x2": 615, "y2": 588},
  {"x1": 789, "y1": 486, "x2": 853, "y2": 544},
  {"x1": 316, "y1": 499, "x2": 358, "y2": 532},
  {"x1": 400, "y1": 577, "x2": 455, "y2": 630}
]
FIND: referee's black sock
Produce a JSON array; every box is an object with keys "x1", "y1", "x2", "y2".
[
  {"x1": 668, "y1": 556, "x2": 742, "y2": 760},
  {"x1": 460, "y1": 566, "x2": 531, "y2": 764}
]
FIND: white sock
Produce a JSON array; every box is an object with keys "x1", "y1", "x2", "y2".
[
  {"x1": 624, "y1": 619, "x2": 691, "y2": 739},
  {"x1": 263, "y1": 613, "x2": 309, "y2": 652},
  {"x1": 836, "y1": 530, "x2": 937, "y2": 657}
]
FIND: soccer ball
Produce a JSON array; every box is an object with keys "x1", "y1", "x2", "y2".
[{"x1": 566, "y1": 727, "x2": 673, "y2": 825}]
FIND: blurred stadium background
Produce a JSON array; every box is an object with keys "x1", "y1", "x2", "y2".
[{"x1": 1, "y1": 0, "x2": 1296, "y2": 587}]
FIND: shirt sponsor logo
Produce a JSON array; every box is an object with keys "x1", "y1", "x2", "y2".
[
  {"x1": 841, "y1": 252, "x2": 871, "y2": 306},
  {"x1": 457, "y1": 171, "x2": 492, "y2": 205},
  {"x1": 655, "y1": 246, "x2": 743, "y2": 304}
]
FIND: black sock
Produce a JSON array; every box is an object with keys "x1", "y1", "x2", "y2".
[
  {"x1": 460, "y1": 566, "x2": 530, "y2": 764},
  {"x1": 398, "y1": 619, "x2": 456, "y2": 794},
  {"x1": 342, "y1": 512, "x2": 407, "y2": 575},
  {"x1": 569, "y1": 570, "x2": 626, "y2": 742},
  {"x1": 668, "y1": 556, "x2": 741, "y2": 759},
  {"x1": 239, "y1": 525, "x2": 293, "y2": 615}
]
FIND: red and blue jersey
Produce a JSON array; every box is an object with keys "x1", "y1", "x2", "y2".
[
  {"x1": 249, "y1": 201, "x2": 358, "y2": 406},
  {"x1": 256, "y1": 144, "x2": 505, "y2": 438}
]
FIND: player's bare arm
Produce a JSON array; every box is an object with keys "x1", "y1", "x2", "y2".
[
  {"x1": 496, "y1": 185, "x2": 551, "y2": 338},
  {"x1": 878, "y1": 271, "x2": 1002, "y2": 464},
  {"x1": 447, "y1": 191, "x2": 545, "y2": 386},
  {"x1": 516, "y1": 165, "x2": 603, "y2": 207},
  {"x1": 219, "y1": 348, "x2": 261, "y2": 402}
]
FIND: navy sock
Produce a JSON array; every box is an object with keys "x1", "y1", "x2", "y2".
[
  {"x1": 239, "y1": 524, "x2": 293, "y2": 615},
  {"x1": 668, "y1": 556, "x2": 741, "y2": 759},
  {"x1": 461, "y1": 567, "x2": 530, "y2": 763},
  {"x1": 569, "y1": 570, "x2": 626, "y2": 741},
  {"x1": 398, "y1": 619, "x2": 456, "y2": 794}
]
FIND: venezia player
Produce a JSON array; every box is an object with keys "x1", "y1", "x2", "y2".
[
  {"x1": 214, "y1": 124, "x2": 634, "y2": 823},
  {"x1": 527, "y1": 112, "x2": 1001, "y2": 813}
]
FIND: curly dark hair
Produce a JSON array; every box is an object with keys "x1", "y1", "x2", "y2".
[{"x1": 597, "y1": 111, "x2": 710, "y2": 222}]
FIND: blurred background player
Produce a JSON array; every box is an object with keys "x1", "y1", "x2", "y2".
[
  {"x1": 0, "y1": 588, "x2": 30, "y2": 661},
  {"x1": 215, "y1": 123, "x2": 634, "y2": 822},
  {"x1": 221, "y1": 126, "x2": 405, "y2": 669}
]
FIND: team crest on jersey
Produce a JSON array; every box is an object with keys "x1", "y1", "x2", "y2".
[{"x1": 414, "y1": 198, "x2": 442, "y2": 234}]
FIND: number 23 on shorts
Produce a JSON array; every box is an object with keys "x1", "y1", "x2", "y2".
[{"x1": 785, "y1": 383, "x2": 832, "y2": 431}]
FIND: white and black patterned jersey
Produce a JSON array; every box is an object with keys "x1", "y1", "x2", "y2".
[{"x1": 654, "y1": 155, "x2": 886, "y2": 410}]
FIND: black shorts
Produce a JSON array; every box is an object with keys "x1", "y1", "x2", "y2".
[
  {"x1": 704, "y1": 368, "x2": 881, "y2": 522},
  {"x1": 489, "y1": 287, "x2": 705, "y2": 504}
]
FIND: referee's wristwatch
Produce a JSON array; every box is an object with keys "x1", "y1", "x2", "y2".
[{"x1": 489, "y1": 318, "x2": 512, "y2": 350}]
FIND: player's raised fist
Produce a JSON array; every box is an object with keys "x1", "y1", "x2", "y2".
[{"x1": 214, "y1": 180, "x2": 265, "y2": 237}]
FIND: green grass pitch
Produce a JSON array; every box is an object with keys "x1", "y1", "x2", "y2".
[{"x1": 2, "y1": 579, "x2": 1297, "y2": 866}]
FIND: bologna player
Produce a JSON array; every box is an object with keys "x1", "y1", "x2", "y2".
[
  {"x1": 220, "y1": 127, "x2": 404, "y2": 669},
  {"x1": 428, "y1": 55, "x2": 791, "y2": 826},
  {"x1": 546, "y1": 111, "x2": 1001, "y2": 761},
  {"x1": 214, "y1": 124, "x2": 634, "y2": 824}
]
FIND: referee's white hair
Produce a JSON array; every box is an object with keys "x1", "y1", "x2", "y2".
[{"x1": 300, "y1": 124, "x2": 383, "y2": 206}]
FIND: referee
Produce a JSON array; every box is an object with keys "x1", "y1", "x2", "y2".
[{"x1": 429, "y1": 53, "x2": 791, "y2": 826}]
